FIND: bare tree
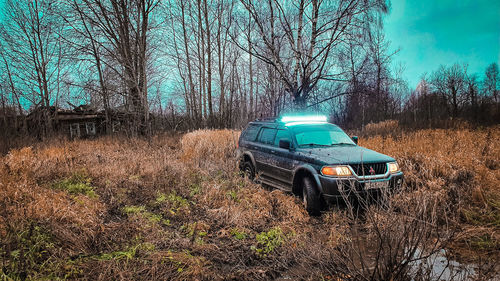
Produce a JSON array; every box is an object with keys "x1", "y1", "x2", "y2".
[
  {"x1": 483, "y1": 63, "x2": 499, "y2": 118},
  {"x1": 67, "y1": 0, "x2": 161, "y2": 135},
  {"x1": 430, "y1": 64, "x2": 467, "y2": 118},
  {"x1": 238, "y1": 0, "x2": 387, "y2": 108},
  {"x1": 484, "y1": 63, "x2": 499, "y2": 104},
  {"x1": 0, "y1": 0, "x2": 67, "y2": 136}
]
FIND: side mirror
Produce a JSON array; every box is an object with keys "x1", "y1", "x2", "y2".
[
  {"x1": 279, "y1": 139, "x2": 291, "y2": 149},
  {"x1": 351, "y1": 136, "x2": 358, "y2": 145}
]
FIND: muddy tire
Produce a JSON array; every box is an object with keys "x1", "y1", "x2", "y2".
[
  {"x1": 241, "y1": 161, "x2": 255, "y2": 181},
  {"x1": 302, "y1": 177, "x2": 323, "y2": 216}
]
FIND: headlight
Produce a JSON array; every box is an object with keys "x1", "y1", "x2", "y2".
[
  {"x1": 321, "y1": 165, "x2": 352, "y2": 177},
  {"x1": 388, "y1": 162, "x2": 400, "y2": 173}
]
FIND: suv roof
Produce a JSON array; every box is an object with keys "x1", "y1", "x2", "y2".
[
  {"x1": 251, "y1": 117, "x2": 278, "y2": 123},
  {"x1": 250, "y1": 115, "x2": 329, "y2": 126}
]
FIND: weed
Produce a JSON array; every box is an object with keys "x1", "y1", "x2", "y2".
[
  {"x1": 468, "y1": 234, "x2": 498, "y2": 251},
  {"x1": 180, "y1": 222, "x2": 209, "y2": 244},
  {"x1": 165, "y1": 191, "x2": 189, "y2": 215},
  {"x1": 95, "y1": 242, "x2": 155, "y2": 262},
  {"x1": 230, "y1": 228, "x2": 247, "y2": 240},
  {"x1": 123, "y1": 205, "x2": 146, "y2": 214},
  {"x1": 251, "y1": 227, "x2": 293, "y2": 257},
  {"x1": 189, "y1": 183, "x2": 202, "y2": 196},
  {"x1": 51, "y1": 170, "x2": 97, "y2": 198},
  {"x1": 0, "y1": 223, "x2": 57, "y2": 280},
  {"x1": 122, "y1": 205, "x2": 169, "y2": 226},
  {"x1": 155, "y1": 192, "x2": 167, "y2": 204},
  {"x1": 226, "y1": 189, "x2": 239, "y2": 202},
  {"x1": 463, "y1": 207, "x2": 500, "y2": 227}
]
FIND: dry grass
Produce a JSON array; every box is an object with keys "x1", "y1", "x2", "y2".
[
  {"x1": 360, "y1": 126, "x2": 500, "y2": 259},
  {"x1": 363, "y1": 119, "x2": 400, "y2": 136},
  {"x1": 181, "y1": 129, "x2": 240, "y2": 164},
  {"x1": 0, "y1": 127, "x2": 499, "y2": 280},
  {"x1": 0, "y1": 131, "x2": 328, "y2": 280}
]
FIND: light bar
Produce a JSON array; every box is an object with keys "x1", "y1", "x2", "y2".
[
  {"x1": 280, "y1": 115, "x2": 327, "y2": 123},
  {"x1": 284, "y1": 121, "x2": 327, "y2": 126}
]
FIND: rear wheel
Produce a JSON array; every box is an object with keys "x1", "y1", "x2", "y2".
[
  {"x1": 241, "y1": 161, "x2": 255, "y2": 181},
  {"x1": 302, "y1": 177, "x2": 323, "y2": 216}
]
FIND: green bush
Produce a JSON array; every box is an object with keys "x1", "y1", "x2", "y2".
[
  {"x1": 0, "y1": 223, "x2": 56, "y2": 280},
  {"x1": 51, "y1": 171, "x2": 97, "y2": 198},
  {"x1": 251, "y1": 227, "x2": 293, "y2": 257}
]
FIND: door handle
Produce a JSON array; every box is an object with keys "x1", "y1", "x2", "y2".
[{"x1": 270, "y1": 150, "x2": 276, "y2": 154}]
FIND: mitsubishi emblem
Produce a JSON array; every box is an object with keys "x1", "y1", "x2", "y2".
[{"x1": 369, "y1": 166, "x2": 375, "y2": 175}]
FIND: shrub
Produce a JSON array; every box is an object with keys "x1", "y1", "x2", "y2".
[{"x1": 251, "y1": 227, "x2": 294, "y2": 257}]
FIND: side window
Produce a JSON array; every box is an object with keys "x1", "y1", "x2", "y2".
[
  {"x1": 242, "y1": 124, "x2": 260, "y2": 142},
  {"x1": 274, "y1": 129, "x2": 291, "y2": 147},
  {"x1": 70, "y1": 123, "x2": 80, "y2": 138},
  {"x1": 258, "y1": 127, "x2": 277, "y2": 145}
]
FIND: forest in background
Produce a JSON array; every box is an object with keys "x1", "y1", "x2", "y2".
[{"x1": 0, "y1": 0, "x2": 499, "y2": 139}]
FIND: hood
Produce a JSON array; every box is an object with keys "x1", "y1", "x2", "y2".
[{"x1": 297, "y1": 145, "x2": 395, "y2": 165}]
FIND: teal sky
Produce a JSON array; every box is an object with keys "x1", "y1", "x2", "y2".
[
  {"x1": 384, "y1": 0, "x2": 500, "y2": 89},
  {"x1": 0, "y1": 0, "x2": 498, "y2": 91}
]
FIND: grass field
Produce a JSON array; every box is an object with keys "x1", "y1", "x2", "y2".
[{"x1": 0, "y1": 126, "x2": 499, "y2": 280}]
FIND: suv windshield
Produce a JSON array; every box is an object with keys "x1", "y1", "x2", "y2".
[{"x1": 291, "y1": 124, "x2": 355, "y2": 147}]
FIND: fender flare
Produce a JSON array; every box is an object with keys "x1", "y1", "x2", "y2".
[
  {"x1": 292, "y1": 165, "x2": 323, "y2": 194},
  {"x1": 240, "y1": 151, "x2": 257, "y2": 169}
]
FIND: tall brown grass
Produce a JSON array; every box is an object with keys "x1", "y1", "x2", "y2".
[
  {"x1": 0, "y1": 126, "x2": 498, "y2": 280},
  {"x1": 180, "y1": 129, "x2": 240, "y2": 163},
  {"x1": 363, "y1": 119, "x2": 400, "y2": 136}
]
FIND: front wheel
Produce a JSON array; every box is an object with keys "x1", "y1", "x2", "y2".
[{"x1": 302, "y1": 177, "x2": 323, "y2": 216}]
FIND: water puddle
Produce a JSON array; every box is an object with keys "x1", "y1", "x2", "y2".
[{"x1": 409, "y1": 249, "x2": 479, "y2": 280}]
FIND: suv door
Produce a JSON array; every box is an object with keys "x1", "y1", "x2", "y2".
[
  {"x1": 270, "y1": 128, "x2": 295, "y2": 188},
  {"x1": 253, "y1": 127, "x2": 277, "y2": 180}
]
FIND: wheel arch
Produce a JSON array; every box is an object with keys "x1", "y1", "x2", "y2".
[
  {"x1": 240, "y1": 151, "x2": 256, "y2": 169},
  {"x1": 292, "y1": 165, "x2": 322, "y2": 196}
]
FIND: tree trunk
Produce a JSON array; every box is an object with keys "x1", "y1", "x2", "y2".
[{"x1": 203, "y1": 0, "x2": 213, "y2": 122}]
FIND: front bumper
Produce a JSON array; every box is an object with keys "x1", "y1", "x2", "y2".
[{"x1": 318, "y1": 172, "x2": 404, "y2": 200}]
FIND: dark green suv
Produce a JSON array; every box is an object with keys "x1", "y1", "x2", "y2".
[{"x1": 237, "y1": 116, "x2": 404, "y2": 215}]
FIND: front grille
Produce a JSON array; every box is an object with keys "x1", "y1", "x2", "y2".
[{"x1": 350, "y1": 163, "x2": 387, "y2": 176}]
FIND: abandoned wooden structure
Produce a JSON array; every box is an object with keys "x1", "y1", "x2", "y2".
[{"x1": 25, "y1": 105, "x2": 134, "y2": 138}]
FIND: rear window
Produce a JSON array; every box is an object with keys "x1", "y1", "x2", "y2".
[
  {"x1": 241, "y1": 124, "x2": 260, "y2": 141},
  {"x1": 258, "y1": 127, "x2": 277, "y2": 145}
]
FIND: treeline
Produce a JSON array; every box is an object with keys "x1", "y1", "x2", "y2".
[
  {"x1": 0, "y1": 0, "x2": 498, "y2": 138},
  {"x1": 0, "y1": 0, "x2": 394, "y2": 136},
  {"x1": 400, "y1": 63, "x2": 499, "y2": 128},
  {"x1": 333, "y1": 62, "x2": 500, "y2": 129}
]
